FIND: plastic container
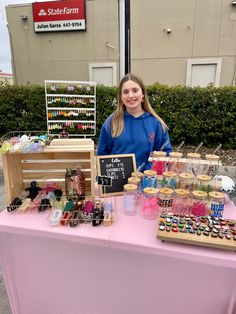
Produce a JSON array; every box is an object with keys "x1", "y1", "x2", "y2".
[
  {"x1": 196, "y1": 174, "x2": 212, "y2": 193},
  {"x1": 178, "y1": 172, "x2": 194, "y2": 191},
  {"x1": 161, "y1": 171, "x2": 177, "y2": 189},
  {"x1": 123, "y1": 184, "x2": 138, "y2": 216},
  {"x1": 209, "y1": 191, "x2": 225, "y2": 218},
  {"x1": 172, "y1": 189, "x2": 191, "y2": 216},
  {"x1": 158, "y1": 187, "x2": 174, "y2": 215},
  {"x1": 141, "y1": 187, "x2": 159, "y2": 220},
  {"x1": 190, "y1": 190, "x2": 208, "y2": 216}
]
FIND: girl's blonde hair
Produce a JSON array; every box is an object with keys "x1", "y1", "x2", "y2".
[{"x1": 111, "y1": 73, "x2": 167, "y2": 137}]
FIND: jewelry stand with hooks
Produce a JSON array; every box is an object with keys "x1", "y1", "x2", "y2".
[{"x1": 45, "y1": 80, "x2": 96, "y2": 138}]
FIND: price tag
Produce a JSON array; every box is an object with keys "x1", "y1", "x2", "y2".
[{"x1": 97, "y1": 175, "x2": 112, "y2": 187}]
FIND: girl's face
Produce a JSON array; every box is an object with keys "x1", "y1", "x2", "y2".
[{"x1": 120, "y1": 80, "x2": 144, "y2": 114}]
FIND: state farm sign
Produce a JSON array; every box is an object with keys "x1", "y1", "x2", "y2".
[{"x1": 32, "y1": 0, "x2": 86, "y2": 32}]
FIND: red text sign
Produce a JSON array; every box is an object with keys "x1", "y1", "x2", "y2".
[{"x1": 32, "y1": 0, "x2": 86, "y2": 32}]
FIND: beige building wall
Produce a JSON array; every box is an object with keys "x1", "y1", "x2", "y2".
[
  {"x1": 131, "y1": 0, "x2": 236, "y2": 86},
  {"x1": 6, "y1": 0, "x2": 236, "y2": 86},
  {"x1": 6, "y1": 0, "x2": 119, "y2": 85}
]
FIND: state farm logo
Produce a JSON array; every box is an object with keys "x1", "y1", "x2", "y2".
[
  {"x1": 38, "y1": 9, "x2": 47, "y2": 16},
  {"x1": 38, "y1": 7, "x2": 79, "y2": 17}
]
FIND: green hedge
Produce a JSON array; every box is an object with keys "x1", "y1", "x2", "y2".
[{"x1": 0, "y1": 82, "x2": 235, "y2": 148}]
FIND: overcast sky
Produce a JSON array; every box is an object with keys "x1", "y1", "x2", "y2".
[{"x1": 0, "y1": 0, "x2": 46, "y2": 73}]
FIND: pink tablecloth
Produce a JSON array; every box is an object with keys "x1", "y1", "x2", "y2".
[{"x1": 0, "y1": 198, "x2": 236, "y2": 314}]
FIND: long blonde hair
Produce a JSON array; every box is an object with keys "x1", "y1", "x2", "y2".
[{"x1": 111, "y1": 73, "x2": 167, "y2": 137}]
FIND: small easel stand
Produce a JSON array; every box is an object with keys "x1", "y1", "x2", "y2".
[{"x1": 97, "y1": 176, "x2": 117, "y2": 225}]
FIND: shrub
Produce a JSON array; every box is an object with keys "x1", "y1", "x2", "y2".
[{"x1": 0, "y1": 82, "x2": 235, "y2": 148}]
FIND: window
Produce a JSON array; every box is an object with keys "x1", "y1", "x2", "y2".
[{"x1": 186, "y1": 58, "x2": 222, "y2": 87}]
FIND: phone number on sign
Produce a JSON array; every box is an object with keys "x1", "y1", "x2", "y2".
[{"x1": 63, "y1": 22, "x2": 82, "y2": 27}]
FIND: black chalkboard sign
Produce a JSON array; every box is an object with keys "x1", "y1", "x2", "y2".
[{"x1": 96, "y1": 154, "x2": 136, "y2": 196}]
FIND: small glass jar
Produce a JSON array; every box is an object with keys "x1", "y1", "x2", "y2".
[
  {"x1": 209, "y1": 191, "x2": 225, "y2": 218},
  {"x1": 142, "y1": 187, "x2": 159, "y2": 220},
  {"x1": 128, "y1": 176, "x2": 141, "y2": 188},
  {"x1": 205, "y1": 154, "x2": 220, "y2": 178},
  {"x1": 123, "y1": 184, "x2": 138, "y2": 216},
  {"x1": 161, "y1": 171, "x2": 177, "y2": 189},
  {"x1": 178, "y1": 172, "x2": 194, "y2": 191},
  {"x1": 196, "y1": 174, "x2": 212, "y2": 194},
  {"x1": 158, "y1": 187, "x2": 174, "y2": 215},
  {"x1": 151, "y1": 151, "x2": 167, "y2": 177},
  {"x1": 168, "y1": 152, "x2": 184, "y2": 174},
  {"x1": 191, "y1": 190, "x2": 208, "y2": 216},
  {"x1": 172, "y1": 189, "x2": 191, "y2": 216},
  {"x1": 131, "y1": 171, "x2": 144, "y2": 191},
  {"x1": 128, "y1": 176, "x2": 141, "y2": 203},
  {"x1": 131, "y1": 171, "x2": 144, "y2": 180},
  {"x1": 186, "y1": 152, "x2": 201, "y2": 176},
  {"x1": 142, "y1": 170, "x2": 158, "y2": 189}
]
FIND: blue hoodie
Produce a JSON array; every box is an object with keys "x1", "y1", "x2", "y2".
[{"x1": 97, "y1": 111, "x2": 172, "y2": 170}]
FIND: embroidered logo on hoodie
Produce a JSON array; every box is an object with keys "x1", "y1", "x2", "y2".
[{"x1": 148, "y1": 132, "x2": 155, "y2": 142}]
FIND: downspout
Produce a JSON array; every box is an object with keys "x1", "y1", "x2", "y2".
[{"x1": 119, "y1": 0, "x2": 125, "y2": 80}]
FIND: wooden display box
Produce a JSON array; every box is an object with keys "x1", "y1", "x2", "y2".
[{"x1": 2, "y1": 139, "x2": 95, "y2": 203}]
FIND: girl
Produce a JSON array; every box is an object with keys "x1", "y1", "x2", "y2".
[{"x1": 97, "y1": 73, "x2": 172, "y2": 170}]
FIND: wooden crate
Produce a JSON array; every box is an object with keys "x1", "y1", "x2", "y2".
[{"x1": 2, "y1": 139, "x2": 95, "y2": 203}]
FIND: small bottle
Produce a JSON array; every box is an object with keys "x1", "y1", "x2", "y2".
[
  {"x1": 172, "y1": 189, "x2": 191, "y2": 216},
  {"x1": 158, "y1": 187, "x2": 174, "y2": 215},
  {"x1": 123, "y1": 184, "x2": 138, "y2": 216},
  {"x1": 196, "y1": 174, "x2": 212, "y2": 194},
  {"x1": 142, "y1": 187, "x2": 159, "y2": 220},
  {"x1": 142, "y1": 170, "x2": 158, "y2": 189},
  {"x1": 178, "y1": 172, "x2": 194, "y2": 191},
  {"x1": 208, "y1": 191, "x2": 225, "y2": 218},
  {"x1": 161, "y1": 171, "x2": 177, "y2": 189},
  {"x1": 191, "y1": 190, "x2": 208, "y2": 216},
  {"x1": 151, "y1": 151, "x2": 167, "y2": 178}
]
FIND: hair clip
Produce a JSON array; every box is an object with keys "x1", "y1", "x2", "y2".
[
  {"x1": 60, "y1": 212, "x2": 72, "y2": 226},
  {"x1": 54, "y1": 189, "x2": 63, "y2": 201},
  {"x1": 7, "y1": 197, "x2": 22, "y2": 212},
  {"x1": 25, "y1": 181, "x2": 41, "y2": 200},
  {"x1": 50, "y1": 84, "x2": 56, "y2": 91},
  {"x1": 18, "y1": 198, "x2": 32, "y2": 212},
  {"x1": 38, "y1": 198, "x2": 51, "y2": 212},
  {"x1": 69, "y1": 210, "x2": 81, "y2": 227},
  {"x1": 48, "y1": 209, "x2": 63, "y2": 227}
]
